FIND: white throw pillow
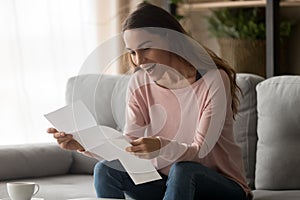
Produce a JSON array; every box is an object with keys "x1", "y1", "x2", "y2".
[{"x1": 255, "y1": 75, "x2": 300, "y2": 189}]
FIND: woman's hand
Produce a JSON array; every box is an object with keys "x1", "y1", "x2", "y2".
[
  {"x1": 125, "y1": 137, "x2": 161, "y2": 159},
  {"x1": 47, "y1": 128, "x2": 85, "y2": 151}
]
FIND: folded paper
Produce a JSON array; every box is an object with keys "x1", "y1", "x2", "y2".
[{"x1": 44, "y1": 100, "x2": 161, "y2": 184}]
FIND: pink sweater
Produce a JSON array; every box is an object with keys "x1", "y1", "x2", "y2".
[{"x1": 124, "y1": 69, "x2": 251, "y2": 195}]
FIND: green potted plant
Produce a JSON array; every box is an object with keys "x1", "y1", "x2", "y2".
[{"x1": 206, "y1": 7, "x2": 293, "y2": 77}]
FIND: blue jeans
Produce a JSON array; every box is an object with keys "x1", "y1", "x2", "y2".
[{"x1": 94, "y1": 160, "x2": 248, "y2": 200}]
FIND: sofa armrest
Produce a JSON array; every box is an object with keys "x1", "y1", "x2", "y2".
[{"x1": 0, "y1": 143, "x2": 73, "y2": 180}]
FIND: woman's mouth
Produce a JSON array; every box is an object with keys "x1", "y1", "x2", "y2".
[{"x1": 144, "y1": 64, "x2": 156, "y2": 73}]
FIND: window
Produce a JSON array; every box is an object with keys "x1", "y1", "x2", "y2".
[{"x1": 0, "y1": 0, "x2": 101, "y2": 144}]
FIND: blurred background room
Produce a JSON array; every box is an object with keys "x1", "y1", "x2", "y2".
[{"x1": 1, "y1": 0, "x2": 299, "y2": 145}]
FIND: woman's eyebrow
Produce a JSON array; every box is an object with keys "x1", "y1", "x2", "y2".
[
  {"x1": 126, "y1": 40, "x2": 151, "y2": 51},
  {"x1": 138, "y1": 40, "x2": 151, "y2": 48}
]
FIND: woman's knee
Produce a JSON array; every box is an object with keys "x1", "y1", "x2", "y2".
[
  {"x1": 166, "y1": 162, "x2": 197, "y2": 191},
  {"x1": 169, "y1": 162, "x2": 185, "y2": 175},
  {"x1": 170, "y1": 162, "x2": 195, "y2": 174},
  {"x1": 94, "y1": 160, "x2": 125, "y2": 179},
  {"x1": 168, "y1": 162, "x2": 192, "y2": 182},
  {"x1": 169, "y1": 161, "x2": 206, "y2": 179},
  {"x1": 93, "y1": 160, "x2": 123, "y2": 189},
  {"x1": 94, "y1": 161, "x2": 107, "y2": 176}
]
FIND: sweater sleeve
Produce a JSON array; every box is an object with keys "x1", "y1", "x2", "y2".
[
  {"x1": 123, "y1": 76, "x2": 149, "y2": 140},
  {"x1": 157, "y1": 70, "x2": 232, "y2": 162},
  {"x1": 123, "y1": 100, "x2": 148, "y2": 140}
]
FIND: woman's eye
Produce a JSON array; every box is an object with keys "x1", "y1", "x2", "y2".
[
  {"x1": 128, "y1": 48, "x2": 150, "y2": 56},
  {"x1": 142, "y1": 48, "x2": 150, "y2": 51}
]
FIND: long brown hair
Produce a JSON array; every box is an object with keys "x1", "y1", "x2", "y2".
[{"x1": 122, "y1": 2, "x2": 241, "y2": 116}]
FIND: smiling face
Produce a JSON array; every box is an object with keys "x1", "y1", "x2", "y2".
[{"x1": 123, "y1": 29, "x2": 178, "y2": 82}]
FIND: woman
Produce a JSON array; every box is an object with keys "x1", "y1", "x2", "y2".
[{"x1": 48, "y1": 2, "x2": 251, "y2": 200}]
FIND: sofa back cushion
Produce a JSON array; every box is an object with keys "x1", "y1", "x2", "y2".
[
  {"x1": 69, "y1": 151, "x2": 98, "y2": 174},
  {"x1": 66, "y1": 74, "x2": 123, "y2": 129},
  {"x1": 110, "y1": 75, "x2": 131, "y2": 131},
  {"x1": 0, "y1": 143, "x2": 72, "y2": 180},
  {"x1": 255, "y1": 76, "x2": 300, "y2": 189},
  {"x1": 66, "y1": 74, "x2": 131, "y2": 130},
  {"x1": 234, "y1": 73, "x2": 264, "y2": 189}
]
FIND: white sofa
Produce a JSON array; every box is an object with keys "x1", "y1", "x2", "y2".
[
  {"x1": 0, "y1": 143, "x2": 98, "y2": 199},
  {"x1": 0, "y1": 73, "x2": 300, "y2": 200}
]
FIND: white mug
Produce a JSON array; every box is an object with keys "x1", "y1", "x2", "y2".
[{"x1": 7, "y1": 182, "x2": 39, "y2": 200}]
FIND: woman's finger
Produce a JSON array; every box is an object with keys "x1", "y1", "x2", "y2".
[
  {"x1": 57, "y1": 137, "x2": 72, "y2": 144},
  {"x1": 126, "y1": 144, "x2": 145, "y2": 152},
  {"x1": 53, "y1": 132, "x2": 72, "y2": 139},
  {"x1": 47, "y1": 127, "x2": 58, "y2": 133},
  {"x1": 132, "y1": 152, "x2": 155, "y2": 160},
  {"x1": 130, "y1": 138, "x2": 143, "y2": 146}
]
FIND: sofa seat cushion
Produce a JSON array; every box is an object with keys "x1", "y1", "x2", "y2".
[
  {"x1": 255, "y1": 76, "x2": 300, "y2": 189},
  {"x1": 0, "y1": 143, "x2": 72, "y2": 181},
  {"x1": 0, "y1": 175, "x2": 96, "y2": 200},
  {"x1": 253, "y1": 190, "x2": 300, "y2": 200}
]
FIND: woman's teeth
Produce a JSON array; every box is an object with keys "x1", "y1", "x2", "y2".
[{"x1": 146, "y1": 64, "x2": 155, "y2": 73}]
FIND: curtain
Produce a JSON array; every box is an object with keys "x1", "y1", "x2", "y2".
[{"x1": 0, "y1": 0, "x2": 106, "y2": 145}]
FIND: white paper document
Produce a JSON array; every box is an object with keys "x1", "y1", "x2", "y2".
[{"x1": 44, "y1": 100, "x2": 161, "y2": 185}]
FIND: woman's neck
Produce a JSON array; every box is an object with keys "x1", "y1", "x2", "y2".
[{"x1": 156, "y1": 58, "x2": 198, "y2": 89}]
